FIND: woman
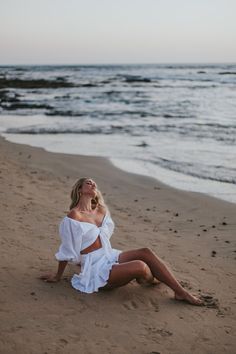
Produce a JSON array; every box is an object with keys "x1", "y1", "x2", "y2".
[{"x1": 41, "y1": 177, "x2": 202, "y2": 305}]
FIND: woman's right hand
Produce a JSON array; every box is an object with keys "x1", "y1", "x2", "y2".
[{"x1": 39, "y1": 273, "x2": 60, "y2": 283}]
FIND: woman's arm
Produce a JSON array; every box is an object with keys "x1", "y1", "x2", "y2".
[{"x1": 40, "y1": 261, "x2": 68, "y2": 282}]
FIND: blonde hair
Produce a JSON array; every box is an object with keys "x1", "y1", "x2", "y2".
[{"x1": 69, "y1": 177, "x2": 105, "y2": 210}]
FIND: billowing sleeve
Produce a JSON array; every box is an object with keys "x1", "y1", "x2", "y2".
[
  {"x1": 99, "y1": 214, "x2": 115, "y2": 240},
  {"x1": 55, "y1": 218, "x2": 82, "y2": 264}
]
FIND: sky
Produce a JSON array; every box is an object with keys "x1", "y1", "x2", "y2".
[{"x1": 0, "y1": 0, "x2": 235, "y2": 65}]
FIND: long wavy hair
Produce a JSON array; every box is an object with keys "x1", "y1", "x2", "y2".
[{"x1": 69, "y1": 177, "x2": 105, "y2": 210}]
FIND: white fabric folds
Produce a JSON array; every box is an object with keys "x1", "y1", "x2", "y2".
[
  {"x1": 71, "y1": 247, "x2": 121, "y2": 293},
  {"x1": 55, "y1": 212, "x2": 122, "y2": 293}
]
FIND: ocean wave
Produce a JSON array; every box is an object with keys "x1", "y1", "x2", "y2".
[
  {"x1": 6, "y1": 126, "x2": 106, "y2": 135},
  {"x1": 219, "y1": 72, "x2": 236, "y2": 75},
  {"x1": 5, "y1": 122, "x2": 235, "y2": 144},
  {"x1": 116, "y1": 74, "x2": 152, "y2": 83},
  {"x1": 1, "y1": 63, "x2": 235, "y2": 198},
  {"x1": 45, "y1": 110, "x2": 85, "y2": 116},
  {"x1": 3, "y1": 102, "x2": 52, "y2": 110},
  {"x1": 148, "y1": 157, "x2": 236, "y2": 185},
  {"x1": 5, "y1": 123, "x2": 153, "y2": 135},
  {"x1": 0, "y1": 90, "x2": 52, "y2": 110},
  {"x1": 5, "y1": 124, "x2": 135, "y2": 135}
]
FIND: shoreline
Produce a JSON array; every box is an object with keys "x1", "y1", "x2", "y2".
[
  {"x1": 0, "y1": 135, "x2": 235, "y2": 353},
  {"x1": 2, "y1": 132, "x2": 236, "y2": 206}
]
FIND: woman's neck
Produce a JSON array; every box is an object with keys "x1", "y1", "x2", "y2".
[{"x1": 76, "y1": 196, "x2": 94, "y2": 213}]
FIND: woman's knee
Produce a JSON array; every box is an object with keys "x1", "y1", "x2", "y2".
[
  {"x1": 134, "y1": 260, "x2": 151, "y2": 278},
  {"x1": 139, "y1": 247, "x2": 153, "y2": 258}
]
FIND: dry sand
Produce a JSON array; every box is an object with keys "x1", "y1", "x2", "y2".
[{"x1": 0, "y1": 136, "x2": 235, "y2": 354}]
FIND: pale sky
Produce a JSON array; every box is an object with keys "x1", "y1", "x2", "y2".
[{"x1": 0, "y1": 0, "x2": 235, "y2": 65}]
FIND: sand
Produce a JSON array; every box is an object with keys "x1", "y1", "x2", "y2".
[{"x1": 0, "y1": 135, "x2": 235, "y2": 354}]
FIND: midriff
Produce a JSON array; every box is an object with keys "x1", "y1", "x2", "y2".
[{"x1": 80, "y1": 235, "x2": 102, "y2": 255}]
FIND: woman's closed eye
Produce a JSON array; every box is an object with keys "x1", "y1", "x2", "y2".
[{"x1": 86, "y1": 180, "x2": 96, "y2": 187}]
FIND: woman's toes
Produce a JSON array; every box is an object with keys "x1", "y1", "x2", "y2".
[{"x1": 175, "y1": 292, "x2": 203, "y2": 306}]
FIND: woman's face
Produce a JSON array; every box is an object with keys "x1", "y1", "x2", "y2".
[{"x1": 80, "y1": 179, "x2": 97, "y2": 198}]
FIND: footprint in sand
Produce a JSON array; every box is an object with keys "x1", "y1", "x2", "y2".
[
  {"x1": 59, "y1": 338, "x2": 68, "y2": 346},
  {"x1": 148, "y1": 298, "x2": 159, "y2": 312},
  {"x1": 123, "y1": 300, "x2": 139, "y2": 310},
  {"x1": 217, "y1": 306, "x2": 231, "y2": 317},
  {"x1": 94, "y1": 321, "x2": 109, "y2": 328},
  {"x1": 147, "y1": 326, "x2": 173, "y2": 338},
  {"x1": 180, "y1": 280, "x2": 192, "y2": 290},
  {"x1": 156, "y1": 329, "x2": 173, "y2": 337},
  {"x1": 200, "y1": 294, "x2": 219, "y2": 309}
]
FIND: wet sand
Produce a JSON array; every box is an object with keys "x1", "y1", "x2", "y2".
[{"x1": 0, "y1": 136, "x2": 235, "y2": 354}]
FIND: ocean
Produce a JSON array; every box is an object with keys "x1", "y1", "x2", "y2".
[{"x1": 0, "y1": 64, "x2": 235, "y2": 203}]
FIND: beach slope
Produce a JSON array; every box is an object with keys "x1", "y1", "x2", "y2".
[{"x1": 0, "y1": 136, "x2": 235, "y2": 354}]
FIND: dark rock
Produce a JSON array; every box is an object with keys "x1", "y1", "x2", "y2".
[
  {"x1": 124, "y1": 75, "x2": 151, "y2": 83},
  {"x1": 136, "y1": 141, "x2": 149, "y2": 147},
  {"x1": 80, "y1": 83, "x2": 98, "y2": 87},
  {"x1": 211, "y1": 250, "x2": 217, "y2": 257},
  {"x1": 0, "y1": 77, "x2": 75, "y2": 89}
]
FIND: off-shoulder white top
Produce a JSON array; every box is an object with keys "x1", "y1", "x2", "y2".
[{"x1": 55, "y1": 212, "x2": 115, "y2": 265}]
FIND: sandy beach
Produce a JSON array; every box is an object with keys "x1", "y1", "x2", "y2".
[{"x1": 0, "y1": 135, "x2": 235, "y2": 354}]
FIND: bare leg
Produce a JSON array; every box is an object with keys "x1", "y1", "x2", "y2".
[
  {"x1": 118, "y1": 248, "x2": 202, "y2": 305},
  {"x1": 104, "y1": 260, "x2": 154, "y2": 289}
]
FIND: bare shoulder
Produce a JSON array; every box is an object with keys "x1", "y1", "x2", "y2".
[
  {"x1": 97, "y1": 204, "x2": 108, "y2": 215},
  {"x1": 67, "y1": 209, "x2": 82, "y2": 221}
]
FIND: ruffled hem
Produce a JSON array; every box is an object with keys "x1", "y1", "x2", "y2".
[{"x1": 71, "y1": 248, "x2": 121, "y2": 294}]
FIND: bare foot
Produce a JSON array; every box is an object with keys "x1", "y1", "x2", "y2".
[
  {"x1": 175, "y1": 291, "x2": 203, "y2": 306},
  {"x1": 39, "y1": 273, "x2": 60, "y2": 283}
]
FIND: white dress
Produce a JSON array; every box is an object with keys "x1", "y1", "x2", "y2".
[{"x1": 55, "y1": 212, "x2": 122, "y2": 293}]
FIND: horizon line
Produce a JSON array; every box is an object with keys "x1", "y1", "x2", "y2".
[{"x1": 0, "y1": 61, "x2": 236, "y2": 67}]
